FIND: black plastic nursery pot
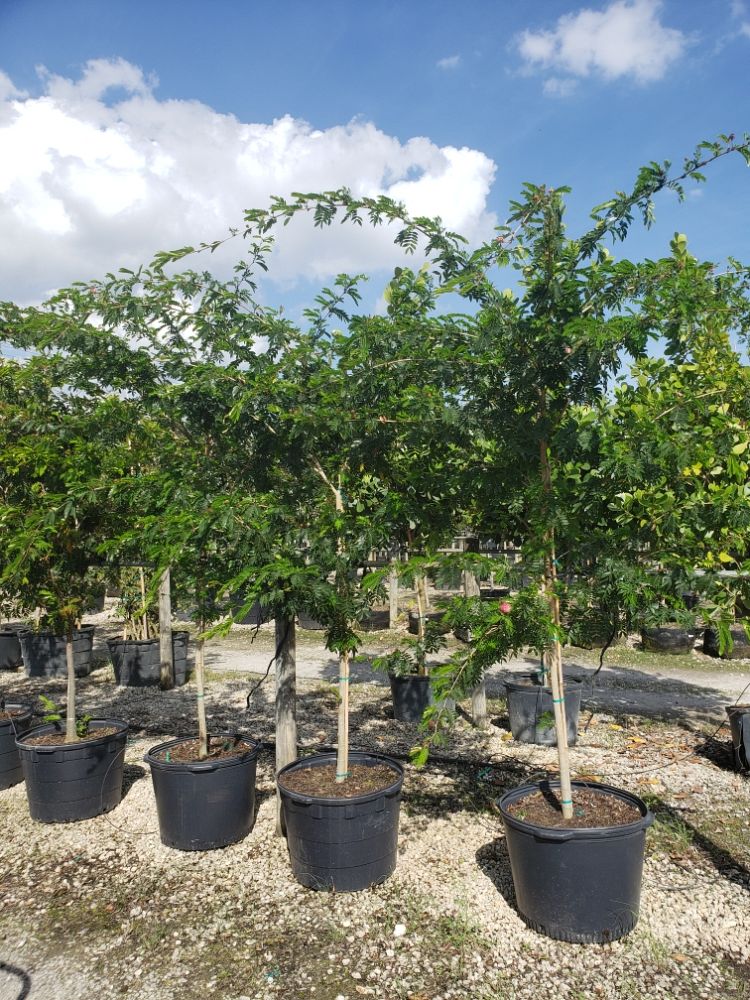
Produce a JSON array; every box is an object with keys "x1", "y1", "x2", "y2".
[
  {"x1": 297, "y1": 611, "x2": 326, "y2": 631},
  {"x1": 145, "y1": 733, "x2": 261, "y2": 851},
  {"x1": 704, "y1": 626, "x2": 750, "y2": 660},
  {"x1": 726, "y1": 705, "x2": 750, "y2": 771},
  {"x1": 17, "y1": 625, "x2": 96, "y2": 678},
  {"x1": 504, "y1": 675, "x2": 582, "y2": 746},
  {"x1": 0, "y1": 704, "x2": 33, "y2": 790},
  {"x1": 498, "y1": 781, "x2": 654, "y2": 943},
  {"x1": 0, "y1": 630, "x2": 23, "y2": 670},
  {"x1": 389, "y1": 673, "x2": 432, "y2": 723},
  {"x1": 278, "y1": 752, "x2": 404, "y2": 892},
  {"x1": 16, "y1": 719, "x2": 128, "y2": 823},
  {"x1": 407, "y1": 610, "x2": 450, "y2": 635},
  {"x1": 641, "y1": 625, "x2": 698, "y2": 655},
  {"x1": 108, "y1": 631, "x2": 190, "y2": 687}
]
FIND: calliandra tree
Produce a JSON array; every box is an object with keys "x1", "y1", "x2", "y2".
[{"x1": 0, "y1": 355, "x2": 126, "y2": 742}]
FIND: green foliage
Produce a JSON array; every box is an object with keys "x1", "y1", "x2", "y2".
[
  {"x1": 372, "y1": 625, "x2": 447, "y2": 678},
  {"x1": 39, "y1": 694, "x2": 91, "y2": 737}
]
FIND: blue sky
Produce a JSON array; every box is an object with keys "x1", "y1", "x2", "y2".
[{"x1": 1, "y1": 0, "x2": 749, "y2": 311}]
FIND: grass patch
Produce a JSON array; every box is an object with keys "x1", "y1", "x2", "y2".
[{"x1": 569, "y1": 643, "x2": 749, "y2": 675}]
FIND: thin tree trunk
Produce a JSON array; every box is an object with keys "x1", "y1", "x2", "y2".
[
  {"x1": 158, "y1": 568, "x2": 174, "y2": 690},
  {"x1": 65, "y1": 628, "x2": 79, "y2": 744},
  {"x1": 196, "y1": 617, "x2": 208, "y2": 759},
  {"x1": 462, "y1": 544, "x2": 486, "y2": 728},
  {"x1": 540, "y1": 437, "x2": 573, "y2": 819},
  {"x1": 139, "y1": 566, "x2": 149, "y2": 641},
  {"x1": 336, "y1": 649, "x2": 350, "y2": 783},
  {"x1": 275, "y1": 615, "x2": 297, "y2": 834},
  {"x1": 389, "y1": 556, "x2": 399, "y2": 628}
]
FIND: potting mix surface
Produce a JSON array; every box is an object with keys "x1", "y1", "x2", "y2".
[
  {"x1": 23, "y1": 726, "x2": 122, "y2": 746},
  {"x1": 0, "y1": 708, "x2": 27, "y2": 720},
  {"x1": 506, "y1": 788, "x2": 642, "y2": 828},
  {"x1": 151, "y1": 737, "x2": 255, "y2": 764},
  {"x1": 279, "y1": 762, "x2": 397, "y2": 797}
]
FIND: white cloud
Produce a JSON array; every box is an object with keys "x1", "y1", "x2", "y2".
[
  {"x1": 0, "y1": 59, "x2": 497, "y2": 304},
  {"x1": 518, "y1": 0, "x2": 687, "y2": 86},
  {"x1": 437, "y1": 55, "x2": 461, "y2": 70},
  {"x1": 730, "y1": 0, "x2": 750, "y2": 36},
  {"x1": 542, "y1": 77, "x2": 578, "y2": 98}
]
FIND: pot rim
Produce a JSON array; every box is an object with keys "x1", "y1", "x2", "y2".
[
  {"x1": 17, "y1": 624, "x2": 96, "y2": 637},
  {"x1": 504, "y1": 673, "x2": 584, "y2": 693},
  {"x1": 277, "y1": 750, "x2": 403, "y2": 806},
  {"x1": 498, "y1": 780, "x2": 653, "y2": 840},
  {"x1": 144, "y1": 732, "x2": 261, "y2": 771},
  {"x1": 0, "y1": 703, "x2": 33, "y2": 729},
  {"x1": 16, "y1": 718, "x2": 128, "y2": 751}
]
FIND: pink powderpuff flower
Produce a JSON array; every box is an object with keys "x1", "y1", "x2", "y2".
[{"x1": 499, "y1": 601, "x2": 512, "y2": 614}]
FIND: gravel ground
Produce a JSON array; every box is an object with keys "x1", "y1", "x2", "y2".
[{"x1": 0, "y1": 618, "x2": 749, "y2": 1000}]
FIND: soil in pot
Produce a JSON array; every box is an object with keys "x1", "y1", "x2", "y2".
[
  {"x1": 389, "y1": 673, "x2": 432, "y2": 723},
  {"x1": 0, "y1": 704, "x2": 33, "y2": 790},
  {"x1": 145, "y1": 733, "x2": 260, "y2": 851},
  {"x1": 641, "y1": 625, "x2": 698, "y2": 654},
  {"x1": 703, "y1": 625, "x2": 750, "y2": 660},
  {"x1": 18, "y1": 626, "x2": 96, "y2": 678},
  {"x1": 504, "y1": 674, "x2": 583, "y2": 746},
  {"x1": 0, "y1": 630, "x2": 23, "y2": 670},
  {"x1": 498, "y1": 780, "x2": 653, "y2": 944},
  {"x1": 16, "y1": 719, "x2": 128, "y2": 823},
  {"x1": 725, "y1": 705, "x2": 750, "y2": 771},
  {"x1": 108, "y1": 631, "x2": 190, "y2": 687},
  {"x1": 278, "y1": 752, "x2": 404, "y2": 892}
]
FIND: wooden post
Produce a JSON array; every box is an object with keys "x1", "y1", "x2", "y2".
[
  {"x1": 158, "y1": 568, "x2": 174, "y2": 690},
  {"x1": 389, "y1": 555, "x2": 399, "y2": 628},
  {"x1": 275, "y1": 615, "x2": 297, "y2": 835},
  {"x1": 462, "y1": 537, "x2": 487, "y2": 729}
]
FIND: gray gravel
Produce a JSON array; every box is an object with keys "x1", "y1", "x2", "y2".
[{"x1": 0, "y1": 612, "x2": 749, "y2": 1000}]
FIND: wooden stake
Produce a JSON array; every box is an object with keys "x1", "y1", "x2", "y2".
[
  {"x1": 139, "y1": 566, "x2": 149, "y2": 641},
  {"x1": 158, "y1": 568, "x2": 174, "y2": 690},
  {"x1": 275, "y1": 615, "x2": 297, "y2": 834},
  {"x1": 196, "y1": 618, "x2": 208, "y2": 759},
  {"x1": 65, "y1": 628, "x2": 79, "y2": 743}
]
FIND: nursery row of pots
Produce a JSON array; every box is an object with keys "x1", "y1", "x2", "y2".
[
  {"x1": 0, "y1": 702, "x2": 654, "y2": 944},
  {"x1": 0, "y1": 626, "x2": 190, "y2": 686}
]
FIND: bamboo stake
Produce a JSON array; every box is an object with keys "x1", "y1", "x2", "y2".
[
  {"x1": 65, "y1": 628, "x2": 79, "y2": 743},
  {"x1": 196, "y1": 617, "x2": 208, "y2": 759},
  {"x1": 139, "y1": 566, "x2": 149, "y2": 641},
  {"x1": 389, "y1": 556, "x2": 399, "y2": 628},
  {"x1": 158, "y1": 568, "x2": 174, "y2": 690}
]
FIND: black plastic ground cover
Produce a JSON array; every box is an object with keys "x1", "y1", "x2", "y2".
[
  {"x1": 108, "y1": 631, "x2": 189, "y2": 687},
  {"x1": 0, "y1": 631, "x2": 22, "y2": 670},
  {"x1": 17, "y1": 626, "x2": 96, "y2": 678},
  {"x1": 16, "y1": 719, "x2": 128, "y2": 822},
  {"x1": 145, "y1": 733, "x2": 261, "y2": 851},
  {"x1": 0, "y1": 704, "x2": 32, "y2": 790},
  {"x1": 504, "y1": 675, "x2": 582, "y2": 746},
  {"x1": 389, "y1": 673, "x2": 432, "y2": 723},
  {"x1": 278, "y1": 752, "x2": 404, "y2": 892},
  {"x1": 498, "y1": 780, "x2": 654, "y2": 943}
]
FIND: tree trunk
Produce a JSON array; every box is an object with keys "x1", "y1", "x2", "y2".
[
  {"x1": 158, "y1": 568, "x2": 174, "y2": 690},
  {"x1": 336, "y1": 649, "x2": 350, "y2": 783},
  {"x1": 195, "y1": 618, "x2": 208, "y2": 760},
  {"x1": 275, "y1": 615, "x2": 297, "y2": 834},
  {"x1": 540, "y1": 438, "x2": 573, "y2": 819},
  {"x1": 139, "y1": 566, "x2": 149, "y2": 641},
  {"x1": 389, "y1": 556, "x2": 399, "y2": 628},
  {"x1": 462, "y1": 544, "x2": 486, "y2": 728},
  {"x1": 65, "y1": 628, "x2": 79, "y2": 744}
]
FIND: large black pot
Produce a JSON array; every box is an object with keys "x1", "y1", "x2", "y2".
[
  {"x1": 703, "y1": 625, "x2": 750, "y2": 660},
  {"x1": 389, "y1": 673, "x2": 432, "y2": 723},
  {"x1": 726, "y1": 705, "x2": 750, "y2": 770},
  {"x1": 0, "y1": 630, "x2": 23, "y2": 670},
  {"x1": 108, "y1": 631, "x2": 190, "y2": 687},
  {"x1": 641, "y1": 625, "x2": 698, "y2": 654},
  {"x1": 498, "y1": 781, "x2": 654, "y2": 943},
  {"x1": 145, "y1": 733, "x2": 261, "y2": 851},
  {"x1": 504, "y1": 675, "x2": 582, "y2": 746},
  {"x1": 16, "y1": 719, "x2": 128, "y2": 823},
  {"x1": 297, "y1": 611, "x2": 326, "y2": 631},
  {"x1": 407, "y1": 611, "x2": 449, "y2": 635},
  {"x1": 0, "y1": 704, "x2": 33, "y2": 790},
  {"x1": 278, "y1": 752, "x2": 403, "y2": 892},
  {"x1": 18, "y1": 626, "x2": 96, "y2": 678}
]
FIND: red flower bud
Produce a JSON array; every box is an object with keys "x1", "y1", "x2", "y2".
[{"x1": 499, "y1": 601, "x2": 512, "y2": 614}]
